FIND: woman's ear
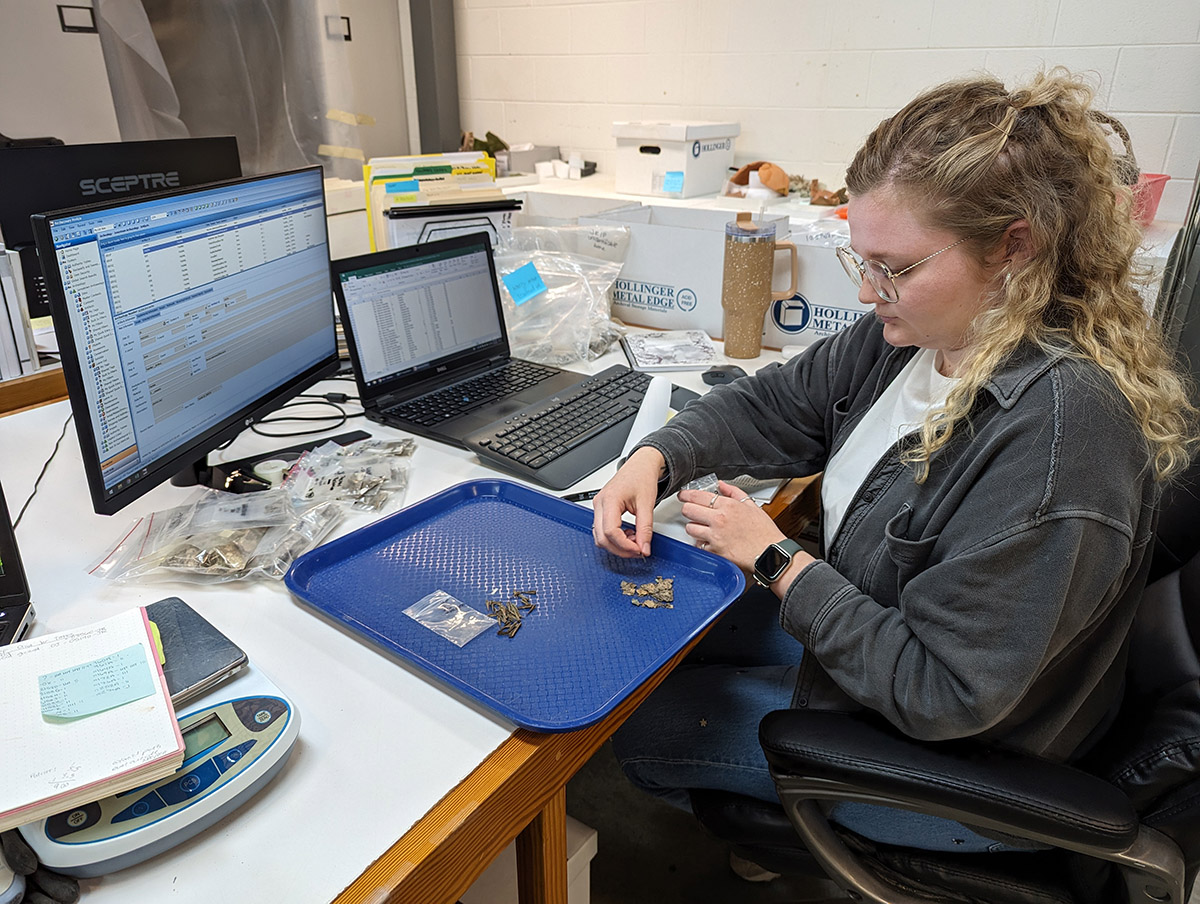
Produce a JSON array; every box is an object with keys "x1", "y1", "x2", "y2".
[{"x1": 990, "y1": 219, "x2": 1034, "y2": 267}]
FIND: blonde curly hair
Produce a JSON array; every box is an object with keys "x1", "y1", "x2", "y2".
[{"x1": 845, "y1": 68, "x2": 1197, "y2": 482}]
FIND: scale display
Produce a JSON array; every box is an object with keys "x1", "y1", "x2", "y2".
[{"x1": 19, "y1": 668, "x2": 298, "y2": 878}]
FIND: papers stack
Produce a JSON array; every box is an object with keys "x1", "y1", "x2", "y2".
[
  {"x1": 0, "y1": 245, "x2": 39, "y2": 381},
  {"x1": 364, "y1": 152, "x2": 506, "y2": 251}
]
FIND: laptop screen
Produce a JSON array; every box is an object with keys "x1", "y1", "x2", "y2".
[
  {"x1": 0, "y1": 479, "x2": 30, "y2": 605},
  {"x1": 335, "y1": 237, "x2": 506, "y2": 388}
]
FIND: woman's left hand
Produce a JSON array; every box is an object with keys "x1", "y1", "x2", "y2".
[{"x1": 678, "y1": 480, "x2": 787, "y2": 572}]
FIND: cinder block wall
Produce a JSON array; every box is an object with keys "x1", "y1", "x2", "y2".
[{"x1": 454, "y1": 0, "x2": 1200, "y2": 223}]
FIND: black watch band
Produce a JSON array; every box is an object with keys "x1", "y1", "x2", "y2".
[{"x1": 752, "y1": 538, "x2": 803, "y2": 588}]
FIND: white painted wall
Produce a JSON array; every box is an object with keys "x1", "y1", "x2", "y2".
[{"x1": 454, "y1": 0, "x2": 1200, "y2": 223}]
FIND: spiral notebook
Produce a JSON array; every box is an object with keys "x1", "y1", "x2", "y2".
[{"x1": 0, "y1": 607, "x2": 184, "y2": 832}]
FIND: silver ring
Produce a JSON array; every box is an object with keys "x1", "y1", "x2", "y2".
[
  {"x1": 740, "y1": 496, "x2": 756, "y2": 505},
  {"x1": 698, "y1": 541, "x2": 707, "y2": 550},
  {"x1": 708, "y1": 495, "x2": 718, "y2": 508}
]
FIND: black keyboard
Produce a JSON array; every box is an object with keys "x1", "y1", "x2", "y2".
[
  {"x1": 464, "y1": 365, "x2": 652, "y2": 490},
  {"x1": 386, "y1": 360, "x2": 559, "y2": 427}
]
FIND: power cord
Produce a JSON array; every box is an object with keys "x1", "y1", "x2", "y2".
[
  {"x1": 248, "y1": 394, "x2": 364, "y2": 439},
  {"x1": 13, "y1": 412, "x2": 73, "y2": 530}
]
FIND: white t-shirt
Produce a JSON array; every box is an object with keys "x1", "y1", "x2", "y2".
[{"x1": 821, "y1": 347, "x2": 957, "y2": 551}]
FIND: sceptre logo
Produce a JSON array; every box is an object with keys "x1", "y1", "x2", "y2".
[{"x1": 79, "y1": 171, "x2": 182, "y2": 196}]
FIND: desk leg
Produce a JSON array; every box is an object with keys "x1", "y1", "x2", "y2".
[{"x1": 515, "y1": 786, "x2": 568, "y2": 904}]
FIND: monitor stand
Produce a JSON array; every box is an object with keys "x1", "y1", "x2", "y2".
[{"x1": 171, "y1": 430, "x2": 371, "y2": 494}]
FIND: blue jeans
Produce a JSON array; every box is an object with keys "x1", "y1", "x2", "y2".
[{"x1": 611, "y1": 586, "x2": 1031, "y2": 854}]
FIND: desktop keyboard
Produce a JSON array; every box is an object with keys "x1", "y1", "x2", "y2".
[
  {"x1": 464, "y1": 365, "x2": 652, "y2": 490},
  {"x1": 386, "y1": 360, "x2": 560, "y2": 427}
]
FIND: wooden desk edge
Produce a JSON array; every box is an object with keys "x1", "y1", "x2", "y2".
[
  {"x1": 0, "y1": 366, "x2": 67, "y2": 417},
  {"x1": 332, "y1": 636, "x2": 705, "y2": 904}
]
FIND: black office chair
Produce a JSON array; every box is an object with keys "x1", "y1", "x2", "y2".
[{"x1": 692, "y1": 201, "x2": 1200, "y2": 903}]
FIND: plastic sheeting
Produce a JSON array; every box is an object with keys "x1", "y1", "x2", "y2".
[{"x1": 94, "y1": 0, "x2": 363, "y2": 178}]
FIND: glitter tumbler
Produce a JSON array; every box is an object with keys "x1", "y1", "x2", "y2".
[{"x1": 720, "y1": 212, "x2": 798, "y2": 358}]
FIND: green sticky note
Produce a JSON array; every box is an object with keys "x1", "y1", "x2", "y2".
[
  {"x1": 501, "y1": 261, "x2": 548, "y2": 306},
  {"x1": 149, "y1": 620, "x2": 165, "y2": 665},
  {"x1": 39, "y1": 644, "x2": 157, "y2": 721}
]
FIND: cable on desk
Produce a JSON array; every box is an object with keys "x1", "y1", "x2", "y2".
[
  {"x1": 13, "y1": 412, "x2": 73, "y2": 530},
  {"x1": 248, "y1": 396, "x2": 364, "y2": 439}
]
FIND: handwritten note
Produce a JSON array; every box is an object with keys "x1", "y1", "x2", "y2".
[
  {"x1": 501, "y1": 262, "x2": 548, "y2": 306},
  {"x1": 39, "y1": 645, "x2": 157, "y2": 720},
  {"x1": 662, "y1": 171, "x2": 685, "y2": 193},
  {"x1": 1, "y1": 608, "x2": 184, "y2": 833}
]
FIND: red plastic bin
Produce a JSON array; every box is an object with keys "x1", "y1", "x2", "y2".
[{"x1": 1133, "y1": 173, "x2": 1170, "y2": 226}]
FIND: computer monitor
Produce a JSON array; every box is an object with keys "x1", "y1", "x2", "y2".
[
  {"x1": 0, "y1": 137, "x2": 241, "y2": 318},
  {"x1": 31, "y1": 166, "x2": 340, "y2": 515}
]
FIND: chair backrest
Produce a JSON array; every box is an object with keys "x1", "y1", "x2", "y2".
[{"x1": 1079, "y1": 207, "x2": 1200, "y2": 889}]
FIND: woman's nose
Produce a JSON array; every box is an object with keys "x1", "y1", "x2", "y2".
[{"x1": 857, "y1": 276, "x2": 879, "y2": 306}]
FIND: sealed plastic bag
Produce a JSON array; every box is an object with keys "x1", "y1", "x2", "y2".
[
  {"x1": 493, "y1": 225, "x2": 630, "y2": 365},
  {"x1": 90, "y1": 489, "x2": 343, "y2": 584},
  {"x1": 403, "y1": 590, "x2": 494, "y2": 647},
  {"x1": 283, "y1": 438, "x2": 416, "y2": 511}
]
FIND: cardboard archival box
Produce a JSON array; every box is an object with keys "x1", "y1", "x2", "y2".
[
  {"x1": 508, "y1": 191, "x2": 636, "y2": 228},
  {"x1": 611, "y1": 121, "x2": 739, "y2": 199},
  {"x1": 578, "y1": 205, "x2": 791, "y2": 340}
]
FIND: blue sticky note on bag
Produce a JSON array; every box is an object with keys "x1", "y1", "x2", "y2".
[
  {"x1": 501, "y1": 261, "x2": 548, "y2": 306},
  {"x1": 662, "y1": 171, "x2": 685, "y2": 193},
  {"x1": 39, "y1": 644, "x2": 157, "y2": 721}
]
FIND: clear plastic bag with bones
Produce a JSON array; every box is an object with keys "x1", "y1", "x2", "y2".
[
  {"x1": 282, "y1": 438, "x2": 416, "y2": 511},
  {"x1": 89, "y1": 489, "x2": 344, "y2": 583},
  {"x1": 493, "y1": 225, "x2": 630, "y2": 365}
]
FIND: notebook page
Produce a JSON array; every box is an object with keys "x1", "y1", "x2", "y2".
[{"x1": 0, "y1": 607, "x2": 184, "y2": 832}]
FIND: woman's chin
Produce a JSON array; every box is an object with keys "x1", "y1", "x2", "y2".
[{"x1": 877, "y1": 316, "x2": 912, "y2": 346}]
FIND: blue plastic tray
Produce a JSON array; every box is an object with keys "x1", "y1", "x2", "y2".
[{"x1": 285, "y1": 479, "x2": 746, "y2": 731}]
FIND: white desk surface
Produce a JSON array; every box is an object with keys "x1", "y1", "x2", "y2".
[{"x1": 0, "y1": 339, "x2": 783, "y2": 903}]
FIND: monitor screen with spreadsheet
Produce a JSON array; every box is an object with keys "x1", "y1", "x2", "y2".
[{"x1": 31, "y1": 167, "x2": 339, "y2": 515}]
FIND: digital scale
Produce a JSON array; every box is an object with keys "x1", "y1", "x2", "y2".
[
  {"x1": 17, "y1": 666, "x2": 299, "y2": 878},
  {"x1": 0, "y1": 860, "x2": 22, "y2": 904}
]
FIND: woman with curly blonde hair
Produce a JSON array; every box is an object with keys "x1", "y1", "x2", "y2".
[{"x1": 592, "y1": 68, "x2": 1198, "y2": 859}]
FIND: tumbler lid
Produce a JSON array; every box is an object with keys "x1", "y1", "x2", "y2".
[{"x1": 725, "y1": 210, "x2": 776, "y2": 242}]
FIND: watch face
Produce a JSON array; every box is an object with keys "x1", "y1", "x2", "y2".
[{"x1": 756, "y1": 543, "x2": 791, "y2": 581}]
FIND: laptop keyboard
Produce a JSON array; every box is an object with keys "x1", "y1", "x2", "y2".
[
  {"x1": 473, "y1": 367, "x2": 652, "y2": 471},
  {"x1": 387, "y1": 360, "x2": 560, "y2": 427}
]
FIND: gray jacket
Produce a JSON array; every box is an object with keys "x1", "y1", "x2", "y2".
[{"x1": 640, "y1": 314, "x2": 1157, "y2": 762}]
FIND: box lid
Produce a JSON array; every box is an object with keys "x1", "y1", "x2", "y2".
[{"x1": 611, "y1": 121, "x2": 740, "y2": 142}]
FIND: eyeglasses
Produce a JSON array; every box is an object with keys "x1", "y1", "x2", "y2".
[{"x1": 836, "y1": 238, "x2": 967, "y2": 303}]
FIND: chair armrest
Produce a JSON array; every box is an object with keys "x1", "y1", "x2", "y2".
[{"x1": 760, "y1": 709, "x2": 1139, "y2": 852}]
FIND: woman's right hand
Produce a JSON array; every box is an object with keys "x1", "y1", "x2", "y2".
[{"x1": 591, "y1": 446, "x2": 666, "y2": 558}]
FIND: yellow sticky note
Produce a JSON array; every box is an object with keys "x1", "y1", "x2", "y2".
[{"x1": 149, "y1": 620, "x2": 165, "y2": 666}]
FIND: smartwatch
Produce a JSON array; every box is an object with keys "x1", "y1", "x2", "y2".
[{"x1": 752, "y1": 538, "x2": 803, "y2": 588}]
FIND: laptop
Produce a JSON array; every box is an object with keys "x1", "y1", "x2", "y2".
[
  {"x1": 332, "y1": 232, "x2": 589, "y2": 446},
  {"x1": 0, "y1": 478, "x2": 34, "y2": 646}
]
